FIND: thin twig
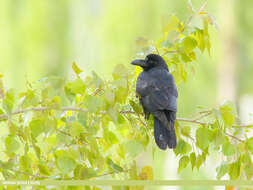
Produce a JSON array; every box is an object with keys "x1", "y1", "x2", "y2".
[
  {"x1": 225, "y1": 132, "x2": 244, "y2": 143},
  {"x1": 96, "y1": 170, "x2": 129, "y2": 178},
  {"x1": 176, "y1": 117, "x2": 207, "y2": 125},
  {"x1": 193, "y1": 111, "x2": 212, "y2": 121},
  {"x1": 8, "y1": 168, "x2": 48, "y2": 179}
]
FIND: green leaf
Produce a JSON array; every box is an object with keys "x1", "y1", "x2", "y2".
[
  {"x1": 115, "y1": 87, "x2": 128, "y2": 103},
  {"x1": 3, "y1": 89, "x2": 15, "y2": 114},
  {"x1": 113, "y1": 78, "x2": 128, "y2": 89},
  {"x1": 112, "y1": 64, "x2": 130, "y2": 80},
  {"x1": 5, "y1": 136, "x2": 20, "y2": 155},
  {"x1": 84, "y1": 95, "x2": 103, "y2": 113},
  {"x1": 65, "y1": 78, "x2": 86, "y2": 96},
  {"x1": 125, "y1": 140, "x2": 144, "y2": 158},
  {"x1": 222, "y1": 142, "x2": 236, "y2": 156},
  {"x1": 212, "y1": 129, "x2": 226, "y2": 147},
  {"x1": 92, "y1": 71, "x2": 104, "y2": 88},
  {"x1": 245, "y1": 137, "x2": 253, "y2": 154},
  {"x1": 178, "y1": 156, "x2": 189, "y2": 173},
  {"x1": 190, "y1": 152, "x2": 196, "y2": 170},
  {"x1": 244, "y1": 163, "x2": 253, "y2": 179},
  {"x1": 228, "y1": 161, "x2": 241, "y2": 180},
  {"x1": 77, "y1": 112, "x2": 88, "y2": 126},
  {"x1": 162, "y1": 15, "x2": 179, "y2": 34},
  {"x1": 48, "y1": 96, "x2": 61, "y2": 109},
  {"x1": 74, "y1": 165, "x2": 97, "y2": 179},
  {"x1": 216, "y1": 164, "x2": 228, "y2": 179},
  {"x1": 195, "y1": 29, "x2": 205, "y2": 52},
  {"x1": 29, "y1": 119, "x2": 45, "y2": 138},
  {"x1": 32, "y1": 143, "x2": 41, "y2": 159},
  {"x1": 56, "y1": 156, "x2": 76, "y2": 174},
  {"x1": 19, "y1": 155, "x2": 32, "y2": 172},
  {"x1": 104, "y1": 130, "x2": 118, "y2": 144},
  {"x1": 20, "y1": 89, "x2": 40, "y2": 108},
  {"x1": 219, "y1": 101, "x2": 236, "y2": 126},
  {"x1": 38, "y1": 163, "x2": 51, "y2": 176},
  {"x1": 107, "y1": 158, "x2": 123, "y2": 172},
  {"x1": 104, "y1": 89, "x2": 115, "y2": 104},
  {"x1": 173, "y1": 139, "x2": 192, "y2": 156},
  {"x1": 181, "y1": 126, "x2": 191, "y2": 138},
  {"x1": 72, "y1": 61, "x2": 83, "y2": 75},
  {"x1": 129, "y1": 100, "x2": 142, "y2": 115},
  {"x1": 107, "y1": 105, "x2": 119, "y2": 124},
  {"x1": 181, "y1": 53, "x2": 191, "y2": 63},
  {"x1": 70, "y1": 121, "x2": 86, "y2": 138},
  {"x1": 45, "y1": 134, "x2": 58, "y2": 147},
  {"x1": 196, "y1": 127, "x2": 212, "y2": 151},
  {"x1": 139, "y1": 166, "x2": 154, "y2": 180},
  {"x1": 196, "y1": 154, "x2": 204, "y2": 170},
  {"x1": 183, "y1": 37, "x2": 198, "y2": 53}
]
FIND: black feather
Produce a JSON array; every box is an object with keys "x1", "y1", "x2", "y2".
[{"x1": 131, "y1": 54, "x2": 178, "y2": 150}]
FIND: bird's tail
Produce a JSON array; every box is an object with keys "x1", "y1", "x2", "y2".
[{"x1": 154, "y1": 111, "x2": 177, "y2": 150}]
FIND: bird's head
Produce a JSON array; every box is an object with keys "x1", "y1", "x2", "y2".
[{"x1": 131, "y1": 54, "x2": 168, "y2": 71}]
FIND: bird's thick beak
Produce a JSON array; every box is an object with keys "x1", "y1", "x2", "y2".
[{"x1": 131, "y1": 59, "x2": 146, "y2": 67}]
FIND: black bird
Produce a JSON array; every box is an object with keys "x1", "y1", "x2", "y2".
[{"x1": 131, "y1": 54, "x2": 178, "y2": 150}]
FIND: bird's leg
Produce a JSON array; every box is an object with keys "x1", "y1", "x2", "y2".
[{"x1": 152, "y1": 111, "x2": 171, "y2": 131}]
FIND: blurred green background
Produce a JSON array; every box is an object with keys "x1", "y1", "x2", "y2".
[{"x1": 1, "y1": 0, "x2": 253, "y2": 189}]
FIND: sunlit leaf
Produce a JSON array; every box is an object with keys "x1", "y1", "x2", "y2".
[
  {"x1": 162, "y1": 15, "x2": 179, "y2": 34},
  {"x1": 3, "y1": 89, "x2": 15, "y2": 115},
  {"x1": 139, "y1": 166, "x2": 153, "y2": 180},
  {"x1": 178, "y1": 156, "x2": 189, "y2": 173},
  {"x1": 245, "y1": 137, "x2": 253, "y2": 154},
  {"x1": 125, "y1": 140, "x2": 144, "y2": 158},
  {"x1": 72, "y1": 61, "x2": 83, "y2": 75},
  {"x1": 113, "y1": 64, "x2": 130, "y2": 79},
  {"x1": 196, "y1": 127, "x2": 212, "y2": 151},
  {"x1": 228, "y1": 161, "x2": 241, "y2": 180},
  {"x1": 174, "y1": 139, "x2": 192, "y2": 156},
  {"x1": 219, "y1": 101, "x2": 236, "y2": 126},
  {"x1": 5, "y1": 136, "x2": 20, "y2": 155},
  {"x1": 92, "y1": 71, "x2": 104, "y2": 88},
  {"x1": 56, "y1": 156, "x2": 76, "y2": 174},
  {"x1": 84, "y1": 95, "x2": 103, "y2": 113},
  {"x1": 70, "y1": 121, "x2": 86, "y2": 138},
  {"x1": 129, "y1": 100, "x2": 142, "y2": 115},
  {"x1": 216, "y1": 164, "x2": 228, "y2": 179},
  {"x1": 222, "y1": 142, "x2": 236, "y2": 156},
  {"x1": 190, "y1": 152, "x2": 196, "y2": 170},
  {"x1": 107, "y1": 158, "x2": 123, "y2": 173},
  {"x1": 182, "y1": 37, "x2": 198, "y2": 53}
]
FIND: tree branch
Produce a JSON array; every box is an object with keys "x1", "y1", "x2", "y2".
[{"x1": 0, "y1": 107, "x2": 252, "y2": 129}]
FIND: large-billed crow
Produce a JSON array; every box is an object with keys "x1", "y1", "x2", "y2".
[{"x1": 131, "y1": 54, "x2": 178, "y2": 150}]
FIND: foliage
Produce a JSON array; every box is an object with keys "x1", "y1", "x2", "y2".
[{"x1": 0, "y1": 1, "x2": 252, "y2": 190}]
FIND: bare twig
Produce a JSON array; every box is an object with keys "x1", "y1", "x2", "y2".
[
  {"x1": 96, "y1": 170, "x2": 129, "y2": 178},
  {"x1": 225, "y1": 132, "x2": 244, "y2": 142}
]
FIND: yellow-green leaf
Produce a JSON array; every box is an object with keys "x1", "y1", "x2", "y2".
[
  {"x1": 5, "y1": 136, "x2": 20, "y2": 155},
  {"x1": 183, "y1": 37, "x2": 198, "y2": 53},
  {"x1": 162, "y1": 15, "x2": 179, "y2": 34},
  {"x1": 139, "y1": 166, "x2": 153, "y2": 180},
  {"x1": 72, "y1": 61, "x2": 83, "y2": 75},
  {"x1": 178, "y1": 156, "x2": 189, "y2": 173}
]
